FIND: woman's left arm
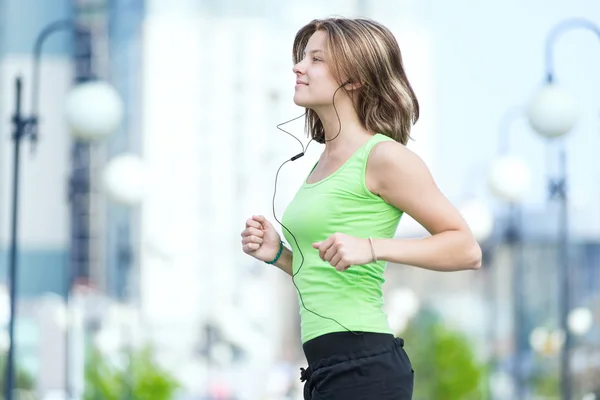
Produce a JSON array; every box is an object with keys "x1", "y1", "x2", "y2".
[
  {"x1": 367, "y1": 141, "x2": 482, "y2": 271},
  {"x1": 313, "y1": 141, "x2": 482, "y2": 272}
]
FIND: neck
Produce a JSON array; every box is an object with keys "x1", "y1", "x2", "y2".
[{"x1": 314, "y1": 102, "x2": 372, "y2": 155}]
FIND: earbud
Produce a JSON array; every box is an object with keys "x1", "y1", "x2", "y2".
[{"x1": 341, "y1": 79, "x2": 353, "y2": 86}]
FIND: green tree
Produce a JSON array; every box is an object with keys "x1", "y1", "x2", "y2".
[
  {"x1": 84, "y1": 345, "x2": 180, "y2": 400},
  {"x1": 401, "y1": 309, "x2": 488, "y2": 400}
]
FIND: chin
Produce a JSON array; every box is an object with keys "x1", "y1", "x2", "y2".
[
  {"x1": 293, "y1": 95, "x2": 311, "y2": 108},
  {"x1": 293, "y1": 95, "x2": 324, "y2": 110}
]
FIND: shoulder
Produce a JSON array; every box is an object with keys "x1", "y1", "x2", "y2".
[
  {"x1": 367, "y1": 140, "x2": 428, "y2": 178},
  {"x1": 369, "y1": 139, "x2": 418, "y2": 162},
  {"x1": 366, "y1": 140, "x2": 432, "y2": 196}
]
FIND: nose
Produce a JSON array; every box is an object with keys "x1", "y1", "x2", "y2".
[{"x1": 293, "y1": 60, "x2": 305, "y2": 77}]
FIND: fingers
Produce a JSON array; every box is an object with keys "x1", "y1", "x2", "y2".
[
  {"x1": 246, "y1": 218, "x2": 262, "y2": 230},
  {"x1": 242, "y1": 234, "x2": 263, "y2": 246},
  {"x1": 241, "y1": 227, "x2": 264, "y2": 238},
  {"x1": 241, "y1": 215, "x2": 279, "y2": 257},
  {"x1": 336, "y1": 259, "x2": 350, "y2": 271},
  {"x1": 252, "y1": 214, "x2": 271, "y2": 227},
  {"x1": 241, "y1": 217, "x2": 265, "y2": 255},
  {"x1": 241, "y1": 226, "x2": 264, "y2": 254},
  {"x1": 242, "y1": 235, "x2": 264, "y2": 246},
  {"x1": 329, "y1": 253, "x2": 342, "y2": 268},
  {"x1": 242, "y1": 243, "x2": 260, "y2": 252},
  {"x1": 322, "y1": 245, "x2": 336, "y2": 262},
  {"x1": 314, "y1": 237, "x2": 332, "y2": 260},
  {"x1": 327, "y1": 249, "x2": 349, "y2": 271},
  {"x1": 317, "y1": 237, "x2": 335, "y2": 260},
  {"x1": 315, "y1": 234, "x2": 351, "y2": 271},
  {"x1": 246, "y1": 215, "x2": 274, "y2": 232}
]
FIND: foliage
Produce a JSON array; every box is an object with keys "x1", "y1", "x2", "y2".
[
  {"x1": 401, "y1": 308, "x2": 489, "y2": 400},
  {"x1": 529, "y1": 369, "x2": 559, "y2": 398},
  {"x1": 0, "y1": 355, "x2": 36, "y2": 399},
  {"x1": 529, "y1": 352, "x2": 600, "y2": 398},
  {"x1": 84, "y1": 345, "x2": 180, "y2": 400}
]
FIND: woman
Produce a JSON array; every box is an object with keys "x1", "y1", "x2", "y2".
[{"x1": 241, "y1": 17, "x2": 482, "y2": 400}]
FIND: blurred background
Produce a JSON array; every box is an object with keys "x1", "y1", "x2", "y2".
[{"x1": 0, "y1": 0, "x2": 599, "y2": 399}]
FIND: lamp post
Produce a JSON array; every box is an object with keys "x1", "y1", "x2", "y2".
[
  {"x1": 5, "y1": 19, "x2": 123, "y2": 400},
  {"x1": 458, "y1": 194, "x2": 495, "y2": 396},
  {"x1": 487, "y1": 107, "x2": 532, "y2": 204},
  {"x1": 526, "y1": 17, "x2": 600, "y2": 400},
  {"x1": 101, "y1": 152, "x2": 147, "y2": 302},
  {"x1": 487, "y1": 107, "x2": 533, "y2": 400},
  {"x1": 101, "y1": 152, "x2": 146, "y2": 400}
]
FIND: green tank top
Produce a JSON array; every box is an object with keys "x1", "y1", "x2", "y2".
[{"x1": 281, "y1": 133, "x2": 404, "y2": 343}]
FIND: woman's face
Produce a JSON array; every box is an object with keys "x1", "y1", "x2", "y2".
[{"x1": 292, "y1": 30, "x2": 341, "y2": 110}]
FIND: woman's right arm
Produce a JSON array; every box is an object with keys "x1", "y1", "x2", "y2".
[
  {"x1": 273, "y1": 246, "x2": 293, "y2": 276},
  {"x1": 241, "y1": 215, "x2": 294, "y2": 277}
]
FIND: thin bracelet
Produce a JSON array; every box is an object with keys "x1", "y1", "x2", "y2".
[
  {"x1": 265, "y1": 241, "x2": 284, "y2": 265},
  {"x1": 368, "y1": 237, "x2": 377, "y2": 262}
]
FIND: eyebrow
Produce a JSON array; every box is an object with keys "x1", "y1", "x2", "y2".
[{"x1": 303, "y1": 49, "x2": 325, "y2": 56}]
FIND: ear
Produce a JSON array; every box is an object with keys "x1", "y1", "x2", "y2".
[{"x1": 342, "y1": 79, "x2": 362, "y2": 91}]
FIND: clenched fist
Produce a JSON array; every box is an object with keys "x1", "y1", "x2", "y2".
[
  {"x1": 241, "y1": 215, "x2": 281, "y2": 263},
  {"x1": 313, "y1": 233, "x2": 374, "y2": 271}
]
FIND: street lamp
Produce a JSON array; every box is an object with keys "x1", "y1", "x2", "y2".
[
  {"x1": 529, "y1": 326, "x2": 564, "y2": 357},
  {"x1": 65, "y1": 81, "x2": 124, "y2": 141},
  {"x1": 5, "y1": 19, "x2": 123, "y2": 400},
  {"x1": 101, "y1": 152, "x2": 147, "y2": 300},
  {"x1": 567, "y1": 307, "x2": 593, "y2": 337},
  {"x1": 102, "y1": 153, "x2": 147, "y2": 208},
  {"x1": 526, "y1": 17, "x2": 600, "y2": 400},
  {"x1": 527, "y1": 85, "x2": 578, "y2": 138},
  {"x1": 487, "y1": 155, "x2": 532, "y2": 203},
  {"x1": 486, "y1": 106, "x2": 533, "y2": 400},
  {"x1": 101, "y1": 152, "x2": 146, "y2": 400},
  {"x1": 487, "y1": 106, "x2": 532, "y2": 204}
]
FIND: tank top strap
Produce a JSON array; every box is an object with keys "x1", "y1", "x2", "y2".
[
  {"x1": 355, "y1": 133, "x2": 395, "y2": 170},
  {"x1": 363, "y1": 133, "x2": 395, "y2": 153}
]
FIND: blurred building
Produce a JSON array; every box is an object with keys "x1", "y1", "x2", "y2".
[{"x1": 0, "y1": 0, "x2": 141, "y2": 397}]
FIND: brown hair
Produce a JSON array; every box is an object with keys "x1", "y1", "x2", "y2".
[{"x1": 293, "y1": 18, "x2": 419, "y2": 145}]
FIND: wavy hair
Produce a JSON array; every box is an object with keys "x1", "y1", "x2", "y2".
[{"x1": 293, "y1": 18, "x2": 419, "y2": 145}]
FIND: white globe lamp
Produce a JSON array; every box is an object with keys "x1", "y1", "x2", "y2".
[
  {"x1": 487, "y1": 155, "x2": 532, "y2": 203},
  {"x1": 459, "y1": 199, "x2": 495, "y2": 243},
  {"x1": 568, "y1": 307, "x2": 593, "y2": 336},
  {"x1": 529, "y1": 326, "x2": 550, "y2": 354},
  {"x1": 102, "y1": 153, "x2": 147, "y2": 207},
  {"x1": 65, "y1": 81, "x2": 124, "y2": 142},
  {"x1": 527, "y1": 84, "x2": 578, "y2": 139},
  {"x1": 530, "y1": 326, "x2": 565, "y2": 356}
]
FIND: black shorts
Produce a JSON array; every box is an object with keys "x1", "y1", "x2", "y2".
[{"x1": 300, "y1": 332, "x2": 414, "y2": 399}]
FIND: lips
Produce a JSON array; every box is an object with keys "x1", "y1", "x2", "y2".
[{"x1": 296, "y1": 81, "x2": 308, "y2": 85}]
